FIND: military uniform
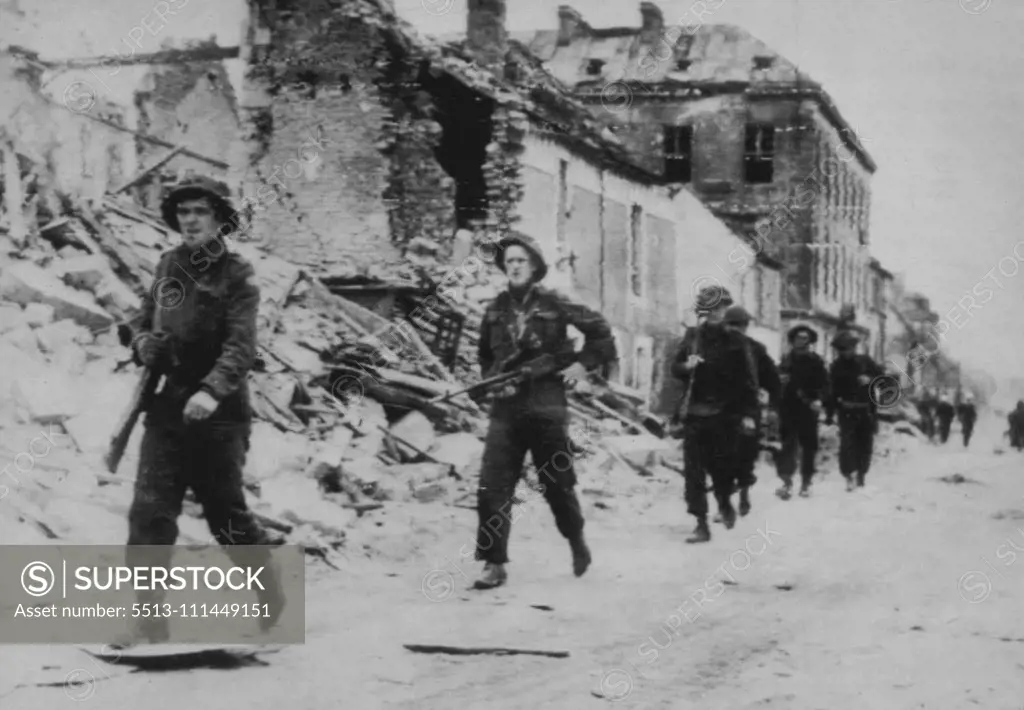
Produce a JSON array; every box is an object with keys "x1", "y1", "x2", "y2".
[
  {"x1": 474, "y1": 234, "x2": 615, "y2": 589},
  {"x1": 956, "y1": 399, "x2": 977, "y2": 448},
  {"x1": 672, "y1": 303, "x2": 760, "y2": 541},
  {"x1": 936, "y1": 396, "x2": 955, "y2": 444},
  {"x1": 917, "y1": 390, "x2": 938, "y2": 441},
  {"x1": 825, "y1": 332, "x2": 884, "y2": 489},
  {"x1": 1009, "y1": 402, "x2": 1024, "y2": 450},
  {"x1": 775, "y1": 325, "x2": 828, "y2": 497},
  {"x1": 121, "y1": 177, "x2": 280, "y2": 642}
]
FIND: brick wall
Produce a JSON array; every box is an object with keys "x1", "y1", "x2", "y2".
[{"x1": 241, "y1": 2, "x2": 404, "y2": 271}]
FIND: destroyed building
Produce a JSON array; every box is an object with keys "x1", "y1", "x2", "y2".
[
  {"x1": 239, "y1": 0, "x2": 783, "y2": 412},
  {"x1": 499, "y1": 3, "x2": 889, "y2": 360}
]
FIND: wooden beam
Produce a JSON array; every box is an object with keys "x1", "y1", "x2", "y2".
[
  {"x1": 109, "y1": 145, "x2": 186, "y2": 195},
  {"x1": 45, "y1": 45, "x2": 240, "y2": 70}
]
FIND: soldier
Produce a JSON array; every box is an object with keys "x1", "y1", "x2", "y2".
[
  {"x1": 671, "y1": 286, "x2": 760, "y2": 544},
  {"x1": 1009, "y1": 401, "x2": 1024, "y2": 450},
  {"x1": 917, "y1": 388, "x2": 938, "y2": 442},
  {"x1": 935, "y1": 391, "x2": 955, "y2": 444},
  {"x1": 825, "y1": 330, "x2": 884, "y2": 491},
  {"x1": 119, "y1": 176, "x2": 283, "y2": 645},
  {"x1": 472, "y1": 234, "x2": 616, "y2": 590},
  {"x1": 957, "y1": 393, "x2": 977, "y2": 448},
  {"x1": 774, "y1": 324, "x2": 828, "y2": 500},
  {"x1": 721, "y1": 305, "x2": 781, "y2": 517}
]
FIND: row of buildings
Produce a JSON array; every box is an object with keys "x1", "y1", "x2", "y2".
[{"x1": 0, "y1": 0, "x2": 971, "y2": 413}]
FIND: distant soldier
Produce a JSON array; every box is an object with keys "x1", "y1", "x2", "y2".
[
  {"x1": 917, "y1": 388, "x2": 938, "y2": 442},
  {"x1": 120, "y1": 176, "x2": 284, "y2": 645},
  {"x1": 956, "y1": 394, "x2": 977, "y2": 448},
  {"x1": 671, "y1": 286, "x2": 760, "y2": 543},
  {"x1": 936, "y1": 391, "x2": 955, "y2": 444},
  {"x1": 721, "y1": 305, "x2": 780, "y2": 517},
  {"x1": 774, "y1": 324, "x2": 828, "y2": 500},
  {"x1": 825, "y1": 330, "x2": 884, "y2": 491},
  {"x1": 1009, "y1": 401, "x2": 1024, "y2": 451},
  {"x1": 472, "y1": 234, "x2": 616, "y2": 590}
]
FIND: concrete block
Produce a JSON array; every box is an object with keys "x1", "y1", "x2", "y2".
[
  {"x1": 0, "y1": 303, "x2": 26, "y2": 333},
  {"x1": 56, "y1": 254, "x2": 113, "y2": 292},
  {"x1": 388, "y1": 410, "x2": 436, "y2": 461},
  {"x1": 0, "y1": 261, "x2": 113, "y2": 331},
  {"x1": 428, "y1": 432, "x2": 484, "y2": 477},
  {"x1": 23, "y1": 303, "x2": 54, "y2": 328}
]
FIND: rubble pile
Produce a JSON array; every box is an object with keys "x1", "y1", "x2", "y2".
[{"x1": 0, "y1": 161, "x2": 671, "y2": 563}]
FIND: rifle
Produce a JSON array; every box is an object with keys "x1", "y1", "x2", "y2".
[
  {"x1": 430, "y1": 349, "x2": 576, "y2": 405},
  {"x1": 103, "y1": 331, "x2": 174, "y2": 473}
]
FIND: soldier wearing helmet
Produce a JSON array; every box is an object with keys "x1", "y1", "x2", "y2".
[
  {"x1": 774, "y1": 323, "x2": 829, "y2": 500},
  {"x1": 671, "y1": 284, "x2": 760, "y2": 543},
  {"x1": 956, "y1": 393, "x2": 977, "y2": 448},
  {"x1": 118, "y1": 175, "x2": 284, "y2": 645},
  {"x1": 471, "y1": 233, "x2": 616, "y2": 590}
]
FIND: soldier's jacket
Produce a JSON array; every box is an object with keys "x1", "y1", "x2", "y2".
[
  {"x1": 671, "y1": 321, "x2": 759, "y2": 421},
  {"x1": 747, "y1": 336, "x2": 781, "y2": 409},
  {"x1": 778, "y1": 350, "x2": 828, "y2": 411},
  {"x1": 129, "y1": 242, "x2": 259, "y2": 426},
  {"x1": 957, "y1": 403, "x2": 977, "y2": 423},
  {"x1": 825, "y1": 354, "x2": 884, "y2": 419},
  {"x1": 478, "y1": 285, "x2": 616, "y2": 398}
]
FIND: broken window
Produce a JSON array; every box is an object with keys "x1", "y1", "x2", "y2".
[
  {"x1": 753, "y1": 55, "x2": 775, "y2": 70},
  {"x1": 585, "y1": 58, "x2": 605, "y2": 76},
  {"x1": 744, "y1": 123, "x2": 774, "y2": 183},
  {"x1": 629, "y1": 204, "x2": 643, "y2": 298},
  {"x1": 675, "y1": 58, "x2": 692, "y2": 71},
  {"x1": 663, "y1": 125, "x2": 692, "y2": 183}
]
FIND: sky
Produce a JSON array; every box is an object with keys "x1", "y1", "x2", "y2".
[{"x1": 3, "y1": 0, "x2": 1023, "y2": 381}]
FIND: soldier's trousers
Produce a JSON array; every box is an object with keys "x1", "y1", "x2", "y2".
[
  {"x1": 475, "y1": 400, "x2": 584, "y2": 565},
  {"x1": 127, "y1": 418, "x2": 272, "y2": 606},
  {"x1": 683, "y1": 415, "x2": 738, "y2": 520},
  {"x1": 776, "y1": 407, "x2": 818, "y2": 485},
  {"x1": 838, "y1": 412, "x2": 875, "y2": 479},
  {"x1": 735, "y1": 430, "x2": 759, "y2": 490},
  {"x1": 939, "y1": 416, "x2": 954, "y2": 444},
  {"x1": 962, "y1": 420, "x2": 975, "y2": 447}
]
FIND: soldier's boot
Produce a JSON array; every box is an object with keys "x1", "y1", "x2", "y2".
[
  {"x1": 712, "y1": 513, "x2": 723, "y2": 523},
  {"x1": 845, "y1": 476, "x2": 856, "y2": 492},
  {"x1": 738, "y1": 488, "x2": 751, "y2": 517},
  {"x1": 472, "y1": 562, "x2": 507, "y2": 590},
  {"x1": 569, "y1": 534, "x2": 592, "y2": 577},
  {"x1": 856, "y1": 471, "x2": 866, "y2": 487},
  {"x1": 775, "y1": 480, "x2": 792, "y2": 500},
  {"x1": 798, "y1": 479, "x2": 812, "y2": 498},
  {"x1": 686, "y1": 518, "x2": 711, "y2": 544},
  {"x1": 720, "y1": 500, "x2": 737, "y2": 530}
]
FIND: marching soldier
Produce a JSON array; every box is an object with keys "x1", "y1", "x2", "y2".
[
  {"x1": 825, "y1": 330, "x2": 884, "y2": 491},
  {"x1": 1008, "y1": 401, "x2": 1024, "y2": 450},
  {"x1": 120, "y1": 176, "x2": 283, "y2": 645},
  {"x1": 472, "y1": 234, "x2": 616, "y2": 590},
  {"x1": 936, "y1": 391, "x2": 955, "y2": 444},
  {"x1": 957, "y1": 394, "x2": 977, "y2": 448},
  {"x1": 721, "y1": 305, "x2": 780, "y2": 517},
  {"x1": 917, "y1": 388, "x2": 938, "y2": 442},
  {"x1": 671, "y1": 286, "x2": 760, "y2": 544},
  {"x1": 774, "y1": 324, "x2": 828, "y2": 500}
]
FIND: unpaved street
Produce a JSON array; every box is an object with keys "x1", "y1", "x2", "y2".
[{"x1": 4, "y1": 416, "x2": 1023, "y2": 710}]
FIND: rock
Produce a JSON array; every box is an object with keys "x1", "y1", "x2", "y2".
[
  {"x1": 389, "y1": 410, "x2": 436, "y2": 461},
  {"x1": 12, "y1": 369, "x2": 85, "y2": 425},
  {"x1": 428, "y1": 432, "x2": 484, "y2": 477},
  {"x1": 23, "y1": 303, "x2": 54, "y2": 328},
  {"x1": 0, "y1": 303, "x2": 27, "y2": 333},
  {"x1": 304, "y1": 434, "x2": 353, "y2": 487},
  {"x1": 35, "y1": 319, "x2": 94, "y2": 353},
  {"x1": 56, "y1": 254, "x2": 113, "y2": 292},
  {"x1": 246, "y1": 421, "x2": 309, "y2": 482},
  {"x1": 412, "y1": 478, "x2": 453, "y2": 503},
  {"x1": 0, "y1": 262, "x2": 113, "y2": 331},
  {"x1": 391, "y1": 462, "x2": 451, "y2": 491},
  {"x1": 94, "y1": 277, "x2": 141, "y2": 320},
  {"x1": 602, "y1": 434, "x2": 677, "y2": 469},
  {"x1": 6, "y1": 325, "x2": 41, "y2": 355},
  {"x1": 271, "y1": 337, "x2": 326, "y2": 374},
  {"x1": 256, "y1": 475, "x2": 356, "y2": 538}
]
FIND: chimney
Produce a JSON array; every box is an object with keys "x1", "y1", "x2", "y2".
[
  {"x1": 558, "y1": 6, "x2": 589, "y2": 46},
  {"x1": 467, "y1": 0, "x2": 508, "y2": 70},
  {"x1": 640, "y1": 1, "x2": 664, "y2": 44}
]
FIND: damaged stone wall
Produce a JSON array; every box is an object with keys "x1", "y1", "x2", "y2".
[{"x1": 241, "y1": 1, "x2": 404, "y2": 272}]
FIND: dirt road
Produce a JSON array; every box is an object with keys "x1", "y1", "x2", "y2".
[{"x1": 4, "y1": 416, "x2": 1024, "y2": 709}]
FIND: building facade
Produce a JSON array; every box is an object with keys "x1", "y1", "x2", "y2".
[{"x1": 514, "y1": 3, "x2": 881, "y2": 356}]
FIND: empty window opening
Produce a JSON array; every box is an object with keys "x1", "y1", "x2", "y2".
[
  {"x1": 663, "y1": 124, "x2": 692, "y2": 183},
  {"x1": 675, "y1": 58, "x2": 692, "y2": 71},
  {"x1": 744, "y1": 123, "x2": 774, "y2": 183},
  {"x1": 753, "y1": 55, "x2": 775, "y2": 70},
  {"x1": 586, "y1": 58, "x2": 605, "y2": 75}
]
